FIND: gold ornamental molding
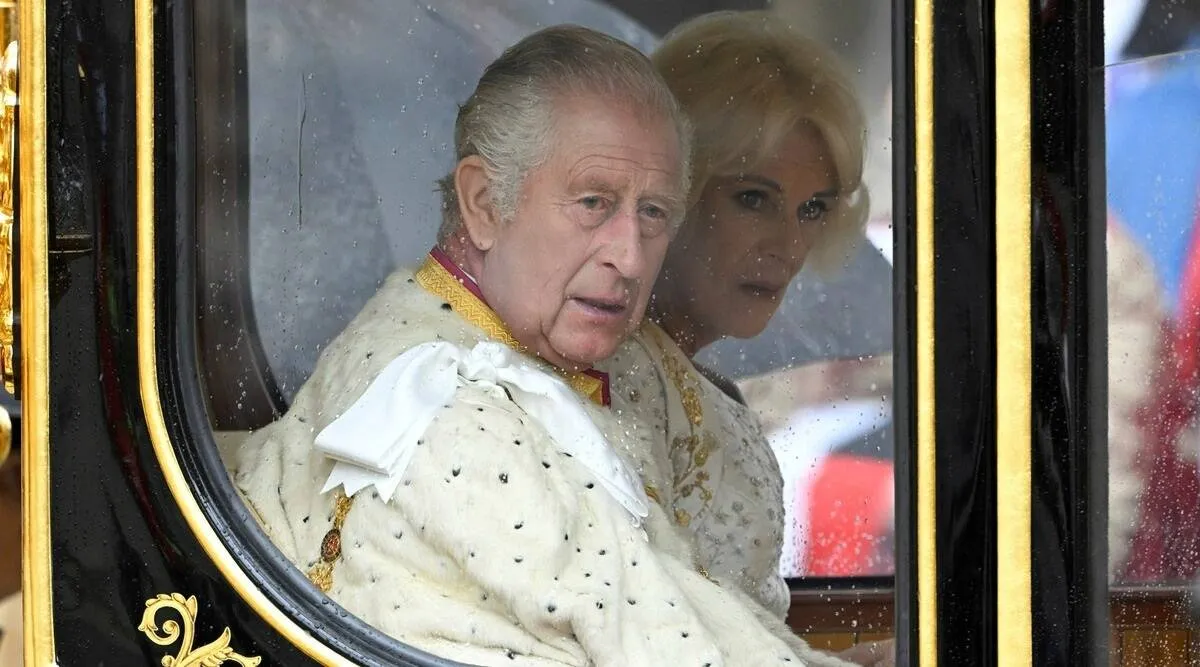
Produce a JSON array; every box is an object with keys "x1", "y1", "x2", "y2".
[
  {"x1": 0, "y1": 39, "x2": 17, "y2": 396},
  {"x1": 138, "y1": 593, "x2": 263, "y2": 667},
  {"x1": 0, "y1": 404, "x2": 9, "y2": 469},
  {"x1": 20, "y1": 0, "x2": 55, "y2": 662}
]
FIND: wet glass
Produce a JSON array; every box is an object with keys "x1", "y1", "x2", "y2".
[
  {"x1": 1101, "y1": 3, "x2": 1200, "y2": 662},
  {"x1": 1102, "y1": 0, "x2": 1200, "y2": 588},
  {"x1": 699, "y1": 0, "x2": 896, "y2": 580},
  {"x1": 192, "y1": 0, "x2": 899, "y2": 661}
]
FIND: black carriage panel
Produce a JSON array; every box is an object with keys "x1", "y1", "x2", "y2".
[{"x1": 27, "y1": 0, "x2": 921, "y2": 664}]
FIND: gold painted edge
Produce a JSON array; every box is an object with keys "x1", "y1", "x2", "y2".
[
  {"x1": 19, "y1": 0, "x2": 54, "y2": 663},
  {"x1": 994, "y1": 1, "x2": 1033, "y2": 665},
  {"x1": 133, "y1": 1, "x2": 352, "y2": 664},
  {"x1": 914, "y1": 0, "x2": 937, "y2": 663}
]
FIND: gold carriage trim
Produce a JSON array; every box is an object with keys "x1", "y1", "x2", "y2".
[
  {"x1": 138, "y1": 592, "x2": 262, "y2": 666},
  {"x1": 0, "y1": 40, "x2": 18, "y2": 397}
]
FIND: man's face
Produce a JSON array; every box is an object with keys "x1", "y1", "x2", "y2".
[{"x1": 476, "y1": 94, "x2": 685, "y2": 369}]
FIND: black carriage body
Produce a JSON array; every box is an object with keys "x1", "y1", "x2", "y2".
[{"x1": 19, "y1": 0, "x2": 1112, "y2": 665}]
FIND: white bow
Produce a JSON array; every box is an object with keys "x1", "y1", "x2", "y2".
[{"x1": 315, "y1": 341, "x2": 650, "y2": 525}]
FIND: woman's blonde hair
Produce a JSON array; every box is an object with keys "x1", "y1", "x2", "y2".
[{"x1": 653, "y1": 11, "x2": 870, "y2": 274}]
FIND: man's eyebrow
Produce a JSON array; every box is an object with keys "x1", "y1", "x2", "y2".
[{"x1": 568, "y1": 173, "x2": 623, "y2": 193}]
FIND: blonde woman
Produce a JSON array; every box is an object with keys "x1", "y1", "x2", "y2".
[{"x1": 604, "y1": 10, "x2": 889, "y2": 665}]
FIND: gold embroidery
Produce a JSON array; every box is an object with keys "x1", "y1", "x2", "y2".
[
  {"x1": 306, "y1": 489, "x2": 354, "y2": 593},
  {"x1": 673, "y1": 433, "x2": 715, "y2": 507},
  {"x1": 415, "y1": 256, "x2": 606, "y2": 406},
  {"x1": 644, "y1": 484, "x2": 661, "y2": 505},
  {"x1": 643, "y1": 322, "x2": 716, "y2": 526},
  {"x1": 696, "y1": 564, "x2": 719, "y2": 585},
  {"x1": 662, "y1": 360, "x2": 702, "y2": 426}
]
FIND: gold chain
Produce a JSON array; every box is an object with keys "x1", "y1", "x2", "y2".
[{"x1": 305, "y1": 489, "x2": 354, "y2": 593}]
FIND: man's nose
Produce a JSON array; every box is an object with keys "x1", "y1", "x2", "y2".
[{"x1": 598, "y1": 207, "x2": 646, "y2": 277}]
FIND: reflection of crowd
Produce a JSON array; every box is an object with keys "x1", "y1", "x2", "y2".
[
  {"x1": 1106, "y1": 0, "x2": 1200, "y2": 583},
  {"x1": 741, "y1": 221, "x2": 1166, "y2": 581},
  {"x1": 735, "y1": 0, "x2": 1200, "y2": 584},
  {"x1": 1106, "y1": 220, "x2": 1166, "y2": 577}
]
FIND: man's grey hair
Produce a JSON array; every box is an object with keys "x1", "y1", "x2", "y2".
[{"x1": 436, "y1": 25, "x2": 693, "y2": 244}]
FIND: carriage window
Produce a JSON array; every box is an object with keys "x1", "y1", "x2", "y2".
[
  {"x1": 1104, "y1": 2, "x2": 1200, "y2": 587},
  {"x1": 697, "y1": 0, "x2": 896, "y2": 580},
  {"x1": 192, "y1": 0, "x2": 898, "y2": 660}
]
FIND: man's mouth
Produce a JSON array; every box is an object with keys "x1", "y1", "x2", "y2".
[{"x1": 572, "y1": 296, "x2": 628, "y2": 315}]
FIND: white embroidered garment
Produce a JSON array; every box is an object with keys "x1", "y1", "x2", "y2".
[
  {"x1": 232, "y1": 265, "x2": 850, "y2": 667},
  {"x1": 604, "y1": 324, "x2": 791, "y2": 619},
  {"x1": 316, "y1": 340, "x2": 650, "y2": 524}
]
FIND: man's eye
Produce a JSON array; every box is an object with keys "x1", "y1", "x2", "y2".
[
  {"x1": 639, "y1": 205, "x2": 671, "y2": 237},
  {"x1": 799, "y1": 198, "x2": 831, "y2": 222},
  {"x1": 580, "y1": 196, "x2": 610, "y2": 211},
  {"x1": 736, "y1": 190, "x2": 769, "y2": 211},
  {"x1": 640, "y1": 204, "x2": 668, "y2": 220}
]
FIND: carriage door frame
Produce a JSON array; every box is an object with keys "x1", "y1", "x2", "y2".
[{"x1": 900, "y1": 0, "x2": 1106, "y2": 665}]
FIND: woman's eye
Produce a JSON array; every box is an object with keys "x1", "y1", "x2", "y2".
[
  {"x1": 735, "y1": 190, "x2": 769, "y2": 211},
  {"x1": 799, "y1": 198, "x2": 831, "y2": 222}
]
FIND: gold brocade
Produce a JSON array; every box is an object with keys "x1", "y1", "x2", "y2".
[
  {"x1": 643, "y1": 484, "x2": 661, "y2": 505},
  {"x1": 414, "y1": 256, "x2": 607, "y2": 407},
  {"x1": 642, "y1": 322, "x2": 714, "y2": 528}
]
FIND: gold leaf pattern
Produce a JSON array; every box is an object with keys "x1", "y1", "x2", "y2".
[
  {"x1": 642, "y1": 323, "x2": 715, "y2": 525},
  {"x1": 138, "y1": 593, "x2": 262, "y2": 666}
]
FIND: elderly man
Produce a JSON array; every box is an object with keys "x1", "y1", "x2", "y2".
[{"x1": 234, "y1": 25, "x2": 853, "y2": 667}]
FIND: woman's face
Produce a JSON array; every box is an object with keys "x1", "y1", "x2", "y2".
[{"x1": 658, "y1": 124, "x2": 837, "y2": 345}]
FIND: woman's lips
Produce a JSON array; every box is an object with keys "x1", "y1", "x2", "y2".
[{"x1": 740, "y1": 280, "x2": 788, "y2": 298}]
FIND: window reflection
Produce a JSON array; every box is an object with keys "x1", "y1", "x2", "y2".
[
  {"x1": 204, "y1": 0, "x2": 900, "y2": 584},
  {"x1": 202, "y1": 1, "x2": 899, "y2": 662},
  {"x1": 698, "y1": 0, "x2": 896, "y2": 579},
  {"x1": 1103, "y1": 1, "x2": 1200, "y2": 584}
]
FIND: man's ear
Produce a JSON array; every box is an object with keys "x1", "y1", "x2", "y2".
[{"x1": 454, "y1": 155, "x2": 501, "y2": 252}]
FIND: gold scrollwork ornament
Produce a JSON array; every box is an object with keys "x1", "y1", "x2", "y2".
[
  {"x1": 0, "y1": 40, "x2": 18, "y2": 396},
  {"x1": 138, "y1": 593, "x2": 262, "y2": 667}
]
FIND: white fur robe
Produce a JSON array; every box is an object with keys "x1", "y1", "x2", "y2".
[{"x1": 233, "y1": 267, "x2": 850, "y2": 667}]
